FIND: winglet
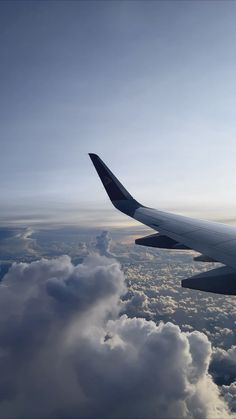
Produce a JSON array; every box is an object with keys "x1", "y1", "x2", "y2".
[{"x1": 89, "y1": 153, "x2": 142, "y2": 216}]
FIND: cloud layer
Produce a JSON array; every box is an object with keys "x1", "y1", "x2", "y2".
[
  {"x1": 0, "y1": 254, "x2": 233, "y2": 418},
  {"x1": 0, "y1": 227, "x2": 37, "y2": 259}
]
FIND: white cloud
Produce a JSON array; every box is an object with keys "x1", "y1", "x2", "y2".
[{"x1": 0, "y1": 254, "x2": 233, "y2": 418}]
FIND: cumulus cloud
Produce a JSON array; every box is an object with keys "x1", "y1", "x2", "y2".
[
  {"x1": 222, "y1": 383, "x2": 236, "y2": 412},
  {"x1": 124, "y1": 290, "x2": 151, "y2": 318},
  {"x1": 119, "y1": 241, "x2": 236, "y2": 350},
  {"x1": 210, "y1": 346, "x2": 236, "y2": 386},
  {"x1": 0, "y1": 254, "x2": 233, "y2": 418},
  {"x1": 95, "y1": 230, "x2": 113, "y2": 256}
]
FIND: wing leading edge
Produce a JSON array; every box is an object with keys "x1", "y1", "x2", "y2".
[{"x1": 89, "y1": 153, "x2": 236, "y2": 295}]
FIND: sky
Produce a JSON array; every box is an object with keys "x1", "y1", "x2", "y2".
[{"x1": 1, "y1": 1, "x2": 236, "y2": 226}]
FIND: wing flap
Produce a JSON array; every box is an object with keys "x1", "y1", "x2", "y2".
[
  {"x1": 182, "y1": 266, "x2": 236, "y2": 295},
  {"x1": 135, "y1": 233, "x2": 189, "y2": 249}
]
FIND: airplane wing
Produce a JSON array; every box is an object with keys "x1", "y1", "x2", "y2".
[{"x1": 89, "y1": 153, "x2": 236, "y2": 295}]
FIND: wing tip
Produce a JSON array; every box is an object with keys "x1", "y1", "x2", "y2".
[
  {"x1": 88, "y1": 153, "x2": 99, "y2": 159},
  {"x1": 88, "y1": 153, "x2": 142, "y2": 216}
]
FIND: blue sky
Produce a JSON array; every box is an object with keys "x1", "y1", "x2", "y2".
[{"x1": 1, "y1": 1, "x2": 236, "y2": 226}]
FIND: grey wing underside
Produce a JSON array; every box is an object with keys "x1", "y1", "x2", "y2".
[{"x1": 89, "y1": 153, "x2": 236, "y2": 295}]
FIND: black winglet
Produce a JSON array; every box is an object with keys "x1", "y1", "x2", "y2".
[
  {"x1": 89, "y1": 153, "x2": 142, "y2": 217},
  {"x1": 89, "y1": 153, "x2": 133, "y2": 201}
]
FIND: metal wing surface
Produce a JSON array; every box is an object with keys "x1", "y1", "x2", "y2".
[{"x1": 89, "y1": 153, "x2": 236, "y2": 295}]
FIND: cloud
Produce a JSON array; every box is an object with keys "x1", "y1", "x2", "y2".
[
  {"x1": 95, "y1": 230, "x2": 113, "y2": 256},
  {"x1": 210, "y1": 346, "x2": 236, "y2": 386},
  {"x1": 0, "y1": 254, "x2": 233, "y2": 418},
  {"x1": 124, "y1": 290, "x2": 151, "y2": 318},
  {"x1": 118, "y1": 241, "x2": 236, "y2": 350},
  {"x1": 222, "y1": 383, "x2": 236, "y2": 412},
  {"x1": 0, "y1": 227, "x2": 37, "y2": 259}
]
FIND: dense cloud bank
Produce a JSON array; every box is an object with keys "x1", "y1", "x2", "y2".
[{"x1": 0, "y1": 254, "x2": 234, "y2": 418}]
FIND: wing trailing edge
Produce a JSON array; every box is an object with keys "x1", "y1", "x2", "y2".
[
  {"x1": 135, "y1": 233, "x2": 189, "y2": 249},
  {"x1": 182, "y1": 266, "x2": 236, "y2": 295}
]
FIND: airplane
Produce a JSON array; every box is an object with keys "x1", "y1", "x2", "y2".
[{"x1": 89, "y1": 153, "x2": 236, "y2": 295}]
